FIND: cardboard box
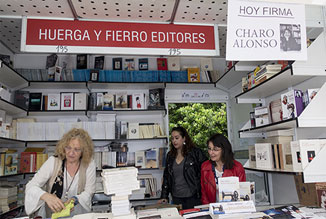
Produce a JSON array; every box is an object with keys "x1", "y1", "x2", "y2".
[{"x1": 294, "y1": 175, "x2": 318, "y2": 207}]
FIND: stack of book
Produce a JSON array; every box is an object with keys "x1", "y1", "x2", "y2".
[
  {"x1": 101, "y1": 167, "x2": 139, "y2": 218},
  {"x1": 254, "y1": 64, "x2": 282, "y2": 85},
  {"x1": 0, "y1": 185, "x2": 17, "y2": 214}
]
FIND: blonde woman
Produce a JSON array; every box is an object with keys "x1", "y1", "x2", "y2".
[{"x1": 25, "y1": 128, "x2": 96, "y2": 218}]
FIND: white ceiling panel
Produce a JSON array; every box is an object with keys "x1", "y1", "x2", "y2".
[
  {"x1": 174, "y1": 0, "x2": 228, "y2": 24},
  {"x1": 72, "y1": 0, "x2": 176, "y2": 22},
  {"x1": 0, "y1": 0, "x2": 74, "y2": 18}
]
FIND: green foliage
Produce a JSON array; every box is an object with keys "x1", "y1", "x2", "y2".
[{"x1": 168, "y1": 103, "x2": 227, "y2": 153}]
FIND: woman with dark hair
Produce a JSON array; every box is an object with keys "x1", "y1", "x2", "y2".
[
  {"x1": 159, "y1": 126, "x2": 207, "y2": 209},
  {"x1": 201, "y1": 133, "x2": 245, "y2": 204}
]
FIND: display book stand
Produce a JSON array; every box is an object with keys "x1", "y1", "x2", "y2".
[{"x1": 233, "y1": 31, "x2": 326, "y2": 183}]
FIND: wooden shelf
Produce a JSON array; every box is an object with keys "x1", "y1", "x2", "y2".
[
  {"x1": 0, "y1": 61, "x2": 28, "y2": 90},
  {"x1": 0, "y1": 98, "x2": 27, "y2": 116}
]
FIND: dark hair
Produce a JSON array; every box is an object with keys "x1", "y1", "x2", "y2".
[
  {"x1": 207, "y1": 133, "x2": 234, "y2": 169},
  {"x1": 169, "y1": 126, "x2": 195, "y2": 157}
]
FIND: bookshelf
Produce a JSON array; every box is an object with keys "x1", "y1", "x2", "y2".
[{"x1": 0, "y1": 61, "x2": 28, "y2": 90}]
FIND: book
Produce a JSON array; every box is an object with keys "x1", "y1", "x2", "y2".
[
  {"x1": 88, "y1": 93, "x2": 97, "y2": 110},
  {"x1": 94, "y1": 56, "x2": 105, "y2": 70},
  {"x1": 255, "y1": 143, "x2": 274, "y2": 169},
  {"x1": 124, "y1": 58, "x2": 135, "y2": 70},
  {"x1": 96, "y1": 92, "x2": 104, "y2": 110},
  {"x1": 218, "y1": 176, "x2": 240, "y2": 202},
  {"x1": 90, "y1": 69, "x2": 100, "y2": 82},
  {"x1": 269, "y1": 99, "x2": 283, "y2": 123},
  {"x1": 248, "y1": 145, "x2": 256, "y2": 168},
  {"x1": 316, "y1": 183, "x2": 326, "y2": 209},
  {"x1": 47, "y1": 93, "x2": 60, "y2": 110},
  {"x1": 128, "y1": 123, "x2": 139, "y2": 139},
  {"x1": 148, "y1": 88, "x2": 165, "y2": 109},
  {"x1": 239, "y1": 181, "x2": 251, "y2": 201},
  {"x1": 132, "y1": 93, "x2": 145, "y2": 110},
  {"x1": 290, "y1": 141, "x2": 302, "y2": 172},
  {"x1": 187, "y1": 68, "x2": 200, "y2": 82},
  {"x1": 299, "y1": 139, "x2": 326, "y2": 171},
  {"x1": 60, "y1": 93, "x2": 74, "y2": 110},
  {"x1": 14, "y1": 91, "x2": 29, "y2": 110},
  {"x1": 28, "y1": 93, "x2": 42, "y2": 111},
  {"x1": 46, "y1": 54, "x2": 58, "y2": 69},
  {"x1": 167, "y1": 57, "x2": 180, "y2": 71},
  {"x1": 138, "y1": 58, "x2": 148, "y2": 70},
  {"x1": 281, "y1": 89, "x2": 304, "y2": 120},
  {"x1": 4, "y1": 153, "x2": 18, "y2": 175},
  {"x1": 74, "y1": 93, "x2": 88, "y2": 110},
  {"x1": 54, "y1": 66, "x2": 62, "y2": 81},
  {"x1": 47, "y1": 67, "x2": 55, "y2": 81},
  {"x1": 113, "y1": 58, "x2": 123, "y2": 70},
  {"x1": 114, "y1": 93, "x2": 128, "y2": 109},
  {"x1": 135, "y1": 151, "x2": 146, "y2": 168},
  {"x1": 145, "y1": 149, "x2": 158, "y2": 168},
  {"x1": 102, "y1": 93, "x2": 114, "y2": 110},
  {"x1": 157, "y1": 58, "x2": 168, "y2": 70},
  {"x1": 77, "y1": 54, "x2": 88, "y2": 69},
  {"x1": 200, "y1": 58, "x2": 213, "y2": 71}
]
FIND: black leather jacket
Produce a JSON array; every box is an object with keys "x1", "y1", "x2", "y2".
[{"x1": 161, "y1": 147, "x2": 207, "y2": 200}]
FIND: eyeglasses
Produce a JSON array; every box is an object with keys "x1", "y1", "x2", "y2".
[
  {"x1": 65, "y1": 146, "x2": 82, "y2": 153},
  {"x1": 207, "y1": 147, "x2": 222, "y2": 152}
]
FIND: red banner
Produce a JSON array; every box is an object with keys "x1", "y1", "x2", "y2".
[{"x1": 25, "y1": 19, "x2": 216, "y2": 50}]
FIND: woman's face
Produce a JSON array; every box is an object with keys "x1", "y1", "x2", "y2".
[
  {"x1": 208, "y1": 141, "x2": 223, "y2": 163},
  {"x1": 284, "y1": 29, "x2": 291, "y2": 38},
  {"x1": 171, "y1": 130, "x2": 185, "y2": 150},
  {"x1": 65, "y1": 138, "x2": 82, "y2": 164}
]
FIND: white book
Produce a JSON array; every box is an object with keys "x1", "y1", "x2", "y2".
[
  {"x1": 47, "y1": 93, "x2": 60, "y2": 110},
  {"x1": 74, "y1": 93, "x2": 87, "y2": 110},
  {"x1": 60, "y1": 92, "x2": 74, "y2": 110},
  {"x1": 218, "y1": 176, "x2": 240, "y2": 202},
  {"x1": 299, "y1": 139, "x2": 326, "y2": 171},
  {"x1": 239, "y1": 181, "x2": 251, "y2": 201},
  {"x1": 128, "y1": 123, "x2": 139, "y2": 139},
  {"x1": 167, "y1": 57, "x2": 180, "y2": 71},
  {"x1": 248, "y1": 145, "x2": 256, "y2": 168},
  {"x1": 255, "y1": 143, "x2": 274, "y2": 169},
  {"x1": 200, "y1": 58, "x2": 213, "y2": 71},
  {"x1": 135, "y1": 151, "x2": 146, "y2": 168},
  {"x1": 132, "y1": 93, "x2": 145, "y2": 110}
]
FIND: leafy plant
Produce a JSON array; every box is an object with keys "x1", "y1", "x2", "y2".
[{"x1": 168, "y1": 103, "x2": 227, "y2": 153}]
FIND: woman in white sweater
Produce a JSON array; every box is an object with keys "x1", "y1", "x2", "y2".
[{"x1": 25, "y1": 128, "x2": 96, "y2": 218}]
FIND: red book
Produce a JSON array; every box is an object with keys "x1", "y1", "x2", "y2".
[
  {"x1": 20, "y1": 152, "x2": 36, "y2": 173},
  {"x1": 179, "y1": 208, "x2": 200, "y2": 216},
  {"x1": 157, "y1": 58, "x2": 168, "y2": 70}
]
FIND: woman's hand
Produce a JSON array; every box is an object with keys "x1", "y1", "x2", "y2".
[
  {"x1": 158, "y1": 199, "x2": 168, "y2": 204},
  {"x1": 40, "y1": 193, "x2": 65, "y2": 213},
  {"x1": 64, "y1": 198, "x2": 75, "y2": 212}
]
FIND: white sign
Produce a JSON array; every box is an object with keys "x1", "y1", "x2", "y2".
[{"x1": 226, "y1": 0, "x2": 307, "y2": 61}]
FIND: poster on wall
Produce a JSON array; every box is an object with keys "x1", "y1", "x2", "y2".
[{"x1": 226, "y1": 0, "x2": 307, "y2": 61}]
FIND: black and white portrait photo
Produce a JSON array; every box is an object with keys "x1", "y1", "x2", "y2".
[{"x1": 280, "y1": 24, "x2": 301, "y2": 52}]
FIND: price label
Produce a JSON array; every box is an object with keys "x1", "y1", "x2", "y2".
[
  {"x1": 56, "y1": 46, "x2": 68, "y2": 53},
  {"x1": 169, "y1": 48, "x2": 181, "y2": 56}
]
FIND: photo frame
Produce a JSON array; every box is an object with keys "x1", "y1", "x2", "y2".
[
  {"x1": 60, "y1": 92, "x2": 74, "y2": 110},
  {"x1": 90, "y1": 69, "x2": 99, "y2": 82}
]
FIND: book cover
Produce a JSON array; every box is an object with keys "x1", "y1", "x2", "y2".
[
  {"x1": 187, "y1": 68, "x2": 200, "y2": 82},
  {"x1": 157, "y1": 58, "x2": 168, "y2": 70},
  {"x1": 290, "y1": 141, "x2": 302, "y2": 172},
  {"x1": 4, "y1": 153, "x2": 18, "y2": 175},
  {"x1": 167, "y1": 57, "x2": 180, "y2": 71},
  {"x1": 138, "y1": 58, "x2": 149, "y2": 70},
  {"x1": 46, "y1": 54, "x2": 58, "y2": 69},
  {"x1": 29, "y1": 93, "x2": 42, "y2": 111},
  {"x1": 74, "y1": 93, "x2": 88, "y2": 110},
  {"x1": 145, "y1": 149, "x2": 158, "y2": 168},
  {"x1": 148, "y1": 88, "x2": 165, "y2": 109},
  {"x1": 47, "y1": 67, "x2": 55, "y2": 81},
  {"x1": 248, "y1": 145, "x2": 256, "y2": 168},
  {"x1": 77, "y1": 54, "x2": 88, "y2": 69},
  {"x1": 316, "y1": 183, "x2": 326, "y2": 209},
  {"x1": 113, "y1": 58, "x2": 123, "y2": 70},
  {"x1": 94, "y1": 56, "x2": 105, "y2": 70},
  {"x1": 132, "y1": 93, "x2": 145, "y2": 110},
  {"x1": 102, "y1": 93, "x2": 114, "y2": 110},
  {"x1": 54, "y1": 66, "x2": 62, "y2": 81},
  {"x1": 47, "y1": 93, "x2": 60, "y2": 110},
  {"x1": 269, "y1": 99, "x2": 283, "y2": 123},
  {"x1": 239, "y1": 181, "x2": 251, "y2": 201},
  {"x1": 135, "y1": 151, "x2": 146, "y2": 168},
  {"x1": 124, "y1": 58, "x2": 135, "y2": 70},
  {"x1": 96, "y1": 92, "x2": 104, "y2": 110},
  {"x1": 299, "y1": 139, "x2": 326, "y2": 170},
  {"x1": 60, "y1": 93, "x2": 74, "y2": 110},
  {"x1": 88, "y1": 92, "x2": 97, "y2": 110},
  {"x1": 255, "y1": 143, "x2": 274, "y2": 169},
  {"x1": 90, "y1": 69, "x2": 100, "y2": 82},
  {"x1": 14, "y1": 91, "x2": 29, "y2": 110},
  {"x1": 281, "y1": 89, "x2": 304, "y2": 120},
  {"x1": 200, "y1": 58, "x2": 213, "y2": 71},
  {"x1": 128, "y1": 123, "x2": 139, "y2": 139},
  {"x1": 127, "y1": 152, "x2": 135, "y2": 166},
  {"x1": 114, "y1": 93, "x2": 128, "y2": 109},
  {"x1": 120, "y1": 121, "x2": 128, "y2": 139},
  {"x1": 218, "y1": 176, "x2": 240, "y2": 202}
]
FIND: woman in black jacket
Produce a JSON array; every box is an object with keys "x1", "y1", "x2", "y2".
[{"x1": 159, "y1": 126, "x2": 207, "y2": 209}]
